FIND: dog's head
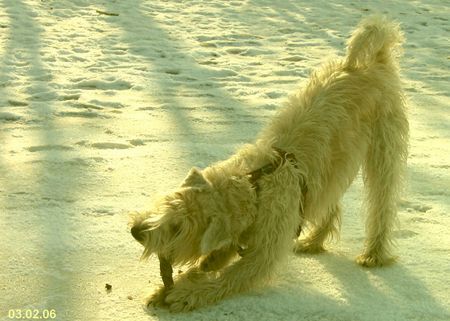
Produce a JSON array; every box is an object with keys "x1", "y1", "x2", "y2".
[{"x1": 130, "y1": 167, "x2": 256, "y2": 266}]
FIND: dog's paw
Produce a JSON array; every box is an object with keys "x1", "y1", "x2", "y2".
[
  {"x1": 356, "y1": 253, "x2": 397, "y2": 267},
  {"x1": 293, "y1": 239, "x2": 326, "y2": 254},
  {"x1": 145, "y1": 286, "x2": 170, "y2": 308},
  {"x1": 165, "y1": 286, "x2": 207, "y2": 312}
]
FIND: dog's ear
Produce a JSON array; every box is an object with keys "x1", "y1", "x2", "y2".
[
  {"x1": 200, "y1": 217, "x2": 232, "y2": 254},
  {"x1": 181, "y1": 167, "x2": 209, "y2": 188}
]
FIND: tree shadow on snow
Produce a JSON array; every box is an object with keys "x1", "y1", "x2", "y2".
[
  {"x1": 102, "y1": 1, "x2": 268, "y2": 169},
  {"x1": 1, "y1": 1, "x2": 86, "y2": 318}
]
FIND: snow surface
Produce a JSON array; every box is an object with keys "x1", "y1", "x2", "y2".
[{"x1": 1, "y1": 1, "x2": 449, "y2": 320}]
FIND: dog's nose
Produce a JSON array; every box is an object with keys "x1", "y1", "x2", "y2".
[{"x1": 131, "y1": 225, "x2": 144, "y2": 242}]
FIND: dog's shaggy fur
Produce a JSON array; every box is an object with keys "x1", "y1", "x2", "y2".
[{"x1": 130, "y1": 16, "x2": 408, "y2": 312}]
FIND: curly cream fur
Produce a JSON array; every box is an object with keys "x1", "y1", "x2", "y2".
[{"x1": 130, "y1": 15, "x2": 408, "y2": 312}]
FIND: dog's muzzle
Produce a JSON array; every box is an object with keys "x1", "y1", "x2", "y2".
[
  {"x1": 131, "y1": 225, "x2": 144, "y2": 242},
  {"x1": 131, "y1": 226, "x2": 174, "y2": 288}
]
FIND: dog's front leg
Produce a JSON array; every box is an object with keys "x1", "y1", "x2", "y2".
[
  {"x1": 164, "y1": 180, "x2": 300, "y2": 312},
  {"x1": 199, "y1": 245, "x2": 238, "y2": 272},
  {"x1": 163, "y1": 246, "x2": 277, "y2": 312}
]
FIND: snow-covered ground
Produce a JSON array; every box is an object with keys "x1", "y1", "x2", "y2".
[{"x1": 1, "y1": 1, "x2": 449, "y2": 320}]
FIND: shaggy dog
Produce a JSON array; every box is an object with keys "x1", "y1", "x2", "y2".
[{"x1": 130, "y1": 15, "x2": 408, "y2": 312}]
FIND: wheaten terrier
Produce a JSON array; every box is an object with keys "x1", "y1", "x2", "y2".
[{"x1": 130, "y1": 16, "x2": 408, "y2": 312}]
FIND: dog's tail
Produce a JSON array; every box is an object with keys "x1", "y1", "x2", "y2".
[{"x1": 344, "y1": 16, "x2": 404, "y2": 70}]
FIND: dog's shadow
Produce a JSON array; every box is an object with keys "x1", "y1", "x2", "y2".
[
  {"x1": 143, "y1": 253, "x2": 449, "y2": 320},
  {"x1": 141, "y1": 253, "x2": 448, "y2": 320},
  {"x1": 280, "y1": 252, "x2": 449, "y2": 320}
]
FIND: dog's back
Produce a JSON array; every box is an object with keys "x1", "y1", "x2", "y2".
[
  {"x1": 262, "y1": 17, "x2": 405, "y2": 181},
  {"x1": 260, "y1": 16, "x2": 408, "y2": 266}
]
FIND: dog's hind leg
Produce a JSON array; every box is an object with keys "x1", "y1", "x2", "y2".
[
  {"x1": 294, "y1": 203, "x2": 341, "y2": 254},
  {"x1": 357, "y1": 109, "x2": 408, "y2": 267}
]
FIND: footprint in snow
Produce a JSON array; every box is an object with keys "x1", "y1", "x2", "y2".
[
  {"x1": 74, "y1": 79, "x2": 132, "y2": 90},
  {"x1": 26, "y1": 145, "x2": 74, "y2": 152},
  {"x1": 91, "y1": 142, "x2": 131, "y2": 150},
  {"x1": 0, "y1": 112, "x2": 22, "y2": 122},
  {"x1": 393, "y1": 229, "x2": 419, "y2": 239},
  {"x1": 399, "y1": 200, "x2": 432, "y2": 213}
]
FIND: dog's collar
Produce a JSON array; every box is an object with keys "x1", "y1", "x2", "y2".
[
  {"x1": 245, "y1": 147, "x2": 304, "y2": 237},
  {"x1": 247, "y1": 147, "x2": 298, "y2": 186}
]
